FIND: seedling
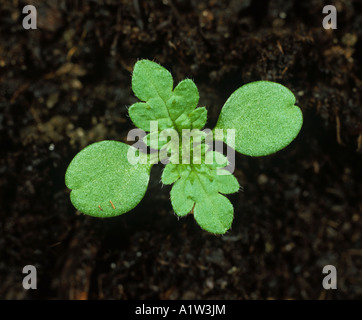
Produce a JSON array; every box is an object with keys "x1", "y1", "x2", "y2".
[{"x1": 65, "y1": 59, "x2": 303, "y2": 234}]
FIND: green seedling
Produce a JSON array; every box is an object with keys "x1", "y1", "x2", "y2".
[{"x1": 65, "y1": 59, "x2": 303, "y2": 234}]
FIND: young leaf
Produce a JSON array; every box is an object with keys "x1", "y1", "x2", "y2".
[
  {"x1": 215, "y1": 81, "x2": 303, "y2": 157},
  {"x1": 166, "y1": 149, "x2": 240, "y2": 234},
  {"x1": 161, "y1": 162, "x2": 180, "y2": 185},
  {"x1": 189, "y1": 107, "x2": 207, "y2": 129},
  {"x1": 168, "y1": 79, "x2": 199, "y2": 120},
  {"x1": 65, "y1": 141, "x2": 152, "y2": 217},
  {"x1": 193, "y1": 192, "x2": 234, "y2": 235},
  {"x1": 170, "y1": 175, "x2": 194, "y2": 217},
  {"x1": 127, "y1": 100, "x2": 173, "y2": 132},
  {"x1": 132, "y1": 59, "x2": 173, "y2": 102},
  {"x1": 129, "y1": 59, "x2": 207, "y2": 135}
]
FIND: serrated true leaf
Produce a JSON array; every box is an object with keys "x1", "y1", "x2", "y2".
[
  {"x1": 194, "y1": 193, "x2": 234, "y2": 234},
  {"x1": 215, "y1": 81, "x2": 303, "y2": 157},
  {"x1": 132, "y1": 59, "x2": 173, "y2": 102},
  {"x1": 65, "y1": 141, "x2": 151, "y2": 217},
  {"x1": 170, "y1": 176, "x2": 194, "y2": 217},
  {"x1": 189, "y1": 107, "x2": 207, "y2": 129},
  {"x1": 168, "y1": 79, "x2": 199, "y2": 120},
  {"x1": 168, "y1": 153, "x2": 240, "y2": 234},
  {"x1": 190, "y1": 173, "x2": 236, "y2": 234},
  {"x1": 161, "y1": 163, "x2": 180, "y2": 185},
  {"x1": 213, "y1": 171, "x2": 240, "y2": 194},
  {"x1": 129, "y1": 98, "x2": 173, "y2": 132},
  {"x1": 129, "y1": 59, "x2": 207, "y2": 135}
]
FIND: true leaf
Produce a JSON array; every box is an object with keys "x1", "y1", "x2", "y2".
[
  {"x1": 193, "y1": 192, "x2": 234, "y2": 235},
  {"x1": 161, "y1": 163, "x2": 180, "y2": 185},
  {"x1": 189, "y1": 107, "x2": 207, "y2": 129},
  {"x1": 215, "y1": 81, "x2": 303, "y2": 157},
  {"x1": 132, "y1": 59, "x2": 173, "y2": 102},
  {"x1": 170, "y1": 175, "x2": 194, "y2": 217},
  {"x1": 65, "y1": 141, "x2": 152, "y2": 217},
  {"x1": 128, "y1": 99, "x2": 173, "y2": 132},
  {"x1": 166, "y1": 150, "x2": 240, "y2": 234},
  {"x1": 168, "y1": 79, "x2": 199, "y2": 120},
  {"x1": 129, "y1": 59, "x2": 207, "y2": 135}
]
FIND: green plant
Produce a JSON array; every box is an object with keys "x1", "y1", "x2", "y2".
[{"x1": 65, "y1": 59, "x2": 303, "y2": 234}]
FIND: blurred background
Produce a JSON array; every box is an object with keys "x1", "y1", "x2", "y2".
[{"x1": 0, "y1": 0, "x2": 361, "y2": 299}]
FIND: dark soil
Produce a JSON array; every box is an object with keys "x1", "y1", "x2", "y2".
[{"x1": 0, "y1": 0, "x2": 361, "y2": 300}]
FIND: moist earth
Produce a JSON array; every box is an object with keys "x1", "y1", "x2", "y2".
[{"x1": 0, "y1": 0, "x2": 361, "y2": 299}]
